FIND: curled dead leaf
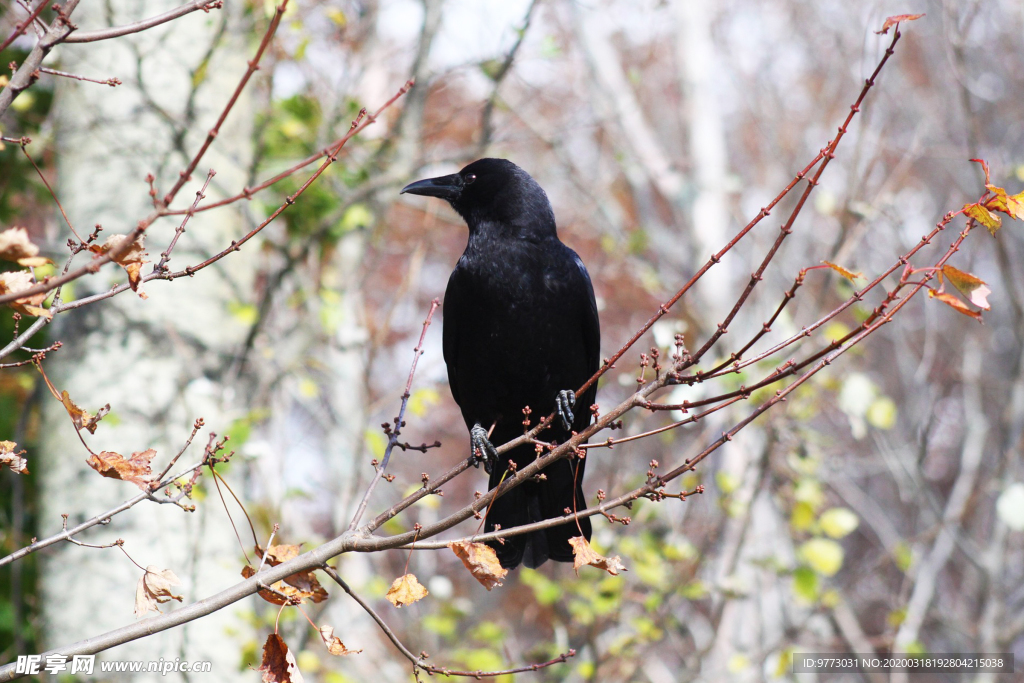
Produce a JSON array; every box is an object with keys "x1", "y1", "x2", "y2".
[
  {"x1": 254, "y1": 544, "x2": 328, "y2": 603},
  {"x1": 134, "y1": 565, "x2": 182, "y2": 618},
  {"x1": 876, "y1": 13, "x2": 924, "y2": 34},
  {"x1": 0, "y1": 440, "x2": 29, "y2": 474},
  {"x1": 448, "y1": 540, "x2": 507, "y2": 590},
  {"x1": 0, "y1": 227, "x2": 51, "y2": 267},
  {"x1": 242, "y1": 565, "x2": 308, "y2": 605},
  {"x1": 822, "y1": 260, "x2": 863, "y2": 282},
  {"x1": 318, "y1": 625, "x2": 362, "y2": 656},
  {"x1": 0, "y1": 270, "x2": 51, "y2": 319},
  {"x1": 259, "y1": 633, "x2": 305, "y2": 683},
  {"x1": 941, "y1": 265, "x2": 991, "y2": 310},
  {"x1": 88, "y1": 233, "x2": 149, "y2": 298},
  {"x1": 386, "y1": 573, "x2": 428, "y2": 607},
  {"x1": 568, "y1": 536, "x2": 627, "y2": 576},
  {"x1": 87, "y1": 448, "x2": 157, "y2": 490},
  {"x1": 985, "y1": 185, "x2": 1024, "y2": 221},
  {"x1": 928, "y1": 289, "x2": 983, "y2": 322},
  {"x1": 61, "y1": 390, "x2": 110, "y2": 434}
]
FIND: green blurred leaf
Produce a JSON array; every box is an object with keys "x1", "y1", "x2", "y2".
[
  {"x1": 799, "y1": 538, "x2": 844, "y2": 577},
  {"x1": 792, "y1": 566, "x2": 818, "y2": 602},
  {"x1": 819, "y1": 507, "x2": 859, "y2": 539}
]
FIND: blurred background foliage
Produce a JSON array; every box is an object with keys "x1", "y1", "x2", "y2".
[{"x1": 2, "y1": 0, "x2": 1024, "y2": 681}]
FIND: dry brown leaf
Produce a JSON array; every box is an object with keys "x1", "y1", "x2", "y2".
[
  {"x1": 449, "y1": 541, "x2": 508, "y2": 590},
  {"x1": 568, "y1": 536, "x2": 628, "y2": 576},
  {"x1": 386, "y1": 573, "x2": 428, "y2": 607},
  {"x1": 0, "y1": 270, "x2": 51, "y2": 319},
  {"x1": 88, "y1": 233, "x2": 149, "y2": 298},
  {"x1": 87, "y1": 448, "x2": 157, "y2": 490},
  {"x1": 928, "y1": 290, "x2": 983, "y2": 322},
  {"x1": 254, "y1": 544, "x2": 329, "y2": 603},
  {"x1": 0, "y1": 227, "x2": 51, "y2": 267},
  {"x1": 318, "y1": 625, "x2": 362, "y2": 656},
  {"x1": 985, "y1": 185, "x2": 1024, "y2": 221},
  {"x1": 964, "y1": 202, "x2": 1002, "y2": 235},
  {"x1": 259, "y1": 633, "x2": 305, "y2": 683},
  {"x1": 0, "y1": 440, "x2": 29, "y2": 475},
  {"x1": 821, "y1": 260, "x2": 863, "y2": 282},
  {"x1": 941, "y1": 265, "x2": 991, "y2": 310},
  {"x1": 134, "y1": 565, "x2": 182, "y2": 618},
  {"x1": 61, "y1": 390, "x2": 110, "y2": 434},
  {"x1": 242, "y1": 565, "x2": 304, "y2": 605},
  {"x1": 875, "y1": 13, "x2": 924, "y2": 34}
]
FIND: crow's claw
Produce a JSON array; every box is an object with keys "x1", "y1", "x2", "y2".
[
  {"x1": 556, "y1": 389, "x2": 576, "y2": 431},
  {"x1": 470, "y1": 423, "x2": 498, "y2": 475}
]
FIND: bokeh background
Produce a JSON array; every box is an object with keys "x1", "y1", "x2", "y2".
[{"x1": 2, "y1": 0, "x2": 1023, "y2": 681}]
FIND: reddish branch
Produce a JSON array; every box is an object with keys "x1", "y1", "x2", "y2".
[
  {"x1": 0, "y1": 0, "x2": 49, "y2": 52},
  {"x1": 160, "y1": 0, "x2": 288, "y2": 208},
  {"x1": 348, "y1": 298, "x2": 440, "y2": 531}
]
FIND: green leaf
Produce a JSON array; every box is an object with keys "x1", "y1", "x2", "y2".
[
  {"x1": 792, "y1": 566, "x2": 818, "y2": 602},
  {"x1": 866, "y1": 396, "x2": 897, "y2": 430},
  {"x1": 790, "y1": 501, "x2": 816, "y2": 532},
  {"x1": 799, "y1": 538, "x2": 844, "y2": 576},
  {"x1": 716, "y1": 471, "x2": 740, "y2": 495},
  {"x1": 408, "y1": 387, "x2": 441, "y2": 418},
  {"x1": 819, "y1": 507, "x2": 859, "y2": 539}
]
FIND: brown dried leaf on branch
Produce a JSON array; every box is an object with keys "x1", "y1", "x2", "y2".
[
  {"x1": 259, "y1": 633, "x2": 305, "y2": 683},
  {"x1": 60, "y1": 390, "x2": 110, "y2": 434},
  {"x1": 87, "y1": 233, "x2": 149, "y2": 298},
  {"x1": 318, "y1": 625, "x2": 362, "y2": 656},
  {"x1": 0, "y1": 227, "x2": 51, "y2": 267},
  {"x1": 241, "y1": 564, "x2": 316, "y2": 605},
  {"x1": 253, "y1": 544, "x2": 328, "y2": 603},
  {"x1": 0, "y1": 270, "x2": 51, "y2": 319},
  {"x1": 0, "y1": 440, "x2": 29, "y2": 474},
  {"x1": 928, "y1": 290, "x2": 983, "y2": 322},
  {"x1": 569, "y1": 536, "x2": 628, "y2": 576},
  {"x1": 386, "y1": 573, "x2": 428, "y2": 607},
  {"x1": 822, "y1": 261, "x2": 863, "y2": 282},
  {"x1": 134, "y1": 565, "x2": 183, "y2": 617},
  {"x1": 941, "y1": 265, "x2": 991, "y2": 310},
  {"x1": 449, "y1": 540, "x2": 508, "y2": 590},
  {"x1": 86, "y1": 448, "x2": 157, "y2": 490},
  {"x1": 963, "y1": 202, "x2": 1002, "y2": 235},
  {"x1": 985, "y1": 185, "x2": 1024, "y2": 221},
  {"x1": 876, "y1": 13, "x2": 924, "y2": 34}
]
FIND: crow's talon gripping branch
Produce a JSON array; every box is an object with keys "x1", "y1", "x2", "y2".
[
  {"x1": 470, "y1": 423, "x2": 498, "y2": 474},
  {"x1": 556, "y1": 389, "x2": 576, "y2": 431}
]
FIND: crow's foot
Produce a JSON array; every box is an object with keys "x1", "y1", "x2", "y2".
[
  {"x1": 470, "y1": 423, "x2": 498, "y2": 474},
  {"x1": 556, "y1": 389, "x2": 576, "y2": 431}
]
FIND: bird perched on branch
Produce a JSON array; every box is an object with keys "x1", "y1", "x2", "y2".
[{"x1": 402, "y1": 158, "x2": 600, "y2": 569}]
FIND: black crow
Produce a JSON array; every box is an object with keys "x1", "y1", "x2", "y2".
[{"x1": 402, "y1": 158, "x2": 600, "y2": 569}]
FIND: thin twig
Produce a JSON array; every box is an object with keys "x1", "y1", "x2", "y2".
[
  {"x1": 320, "y1": 565, "x2": 575, "y2": 678},
  {"x1": 348, "y1": 298, "x2": 439, "y2": 531},
  {"x1": 62, "y1": 0, "x2": 223, "y2": 44}
]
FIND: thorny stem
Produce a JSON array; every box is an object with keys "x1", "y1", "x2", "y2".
[{"x1": 348, "y1": 298, "x2": 439, "y2": 531}]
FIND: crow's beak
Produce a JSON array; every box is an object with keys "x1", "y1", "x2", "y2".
[{"x1": 400, "y1": 173, "x2": 463, "y2": 201}]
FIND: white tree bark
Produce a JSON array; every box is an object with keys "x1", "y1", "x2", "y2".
[{"x1": 40, "y1": 2, "x2": 255, "y2": 678}]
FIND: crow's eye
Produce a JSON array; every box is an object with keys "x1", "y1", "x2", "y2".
[{"x1": 464, "y1": 174, "x2": 477, "y2": 185}]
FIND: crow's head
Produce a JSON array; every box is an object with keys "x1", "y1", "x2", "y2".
[{"x1": 401, "y1": 158, "x2": 556, "y2": 238}]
